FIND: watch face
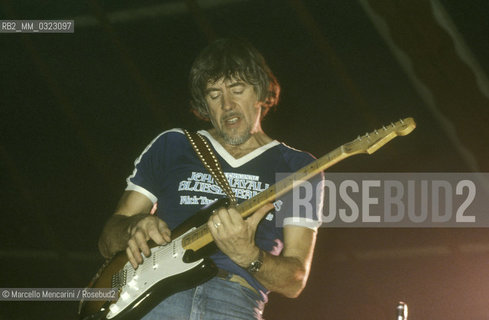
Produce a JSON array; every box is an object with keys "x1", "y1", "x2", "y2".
[
  {"x1": 248, "y1": 261, "x2": 261, "y2": 273},
  {"x1": 248, "y1": 260, "x2": 262, "y2": 273},
  {"x1": 247, "y1": 250, "x2": 264, "y2": 273}
]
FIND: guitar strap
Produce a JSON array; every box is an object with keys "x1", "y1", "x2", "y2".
[{"x1": 183, "y1": 130, "x2": 237, "y2": 206}]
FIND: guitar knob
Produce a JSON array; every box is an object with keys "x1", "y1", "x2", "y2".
[
  {"x1": 109, "y1": 303, "x2": 120, "y2": 314},
  {"x1": 128, "y1": 279, "x2": 138, "y2": 289},
  {"x1": 120, "y1": 291, "x2": 130, "y2": 301}
]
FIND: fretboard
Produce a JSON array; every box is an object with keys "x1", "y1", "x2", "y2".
[{"x1": 181, "y1": 117, "x2": 416, "y2": 252}]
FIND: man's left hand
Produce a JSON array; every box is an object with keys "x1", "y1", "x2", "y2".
[{"x1": 207, "y1": 203, "x2": 274, "y2": 267}]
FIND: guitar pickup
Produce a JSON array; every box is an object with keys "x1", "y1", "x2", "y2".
[{"x1": 172, "y1": 241, "x2": 178, "y2": 258}]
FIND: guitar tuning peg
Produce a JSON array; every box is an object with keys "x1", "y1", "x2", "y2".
[
  {"x1": 383, "y1": 126, "x2": 387, "y2": 131},
  {"x1": 375, "y1": 130, "x2": 379, "y2": 135},
  {"x1": 357, "y1": 135, "x2": 361, "y2": 141},
  {"x1": 400, "y1": 118, "x2": 404, "y2": 124}
]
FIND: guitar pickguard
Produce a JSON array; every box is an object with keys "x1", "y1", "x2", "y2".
[{"x1": 105, "y1": 232, "x2": 216, "y2": 319}]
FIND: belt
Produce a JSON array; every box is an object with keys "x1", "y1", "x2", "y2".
[{"x1": 216, "y1": 268, "x2": 259, "y2": 295}]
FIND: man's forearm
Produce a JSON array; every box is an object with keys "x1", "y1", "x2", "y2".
[
  {"x1": 253, "y1": 251, "x2": 310, "y2": 298},
  {"x1": 98, "y1": 213, "x2": 148, "y2": 258}
]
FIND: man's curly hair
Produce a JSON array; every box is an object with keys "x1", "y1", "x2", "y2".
[{"x1": 189, "y1": 38, "x2": 280, "y2": 120}]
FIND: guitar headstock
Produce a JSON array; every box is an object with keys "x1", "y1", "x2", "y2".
[{"x1": 343, "y1": 117, "x2": 416, "y2": 155}]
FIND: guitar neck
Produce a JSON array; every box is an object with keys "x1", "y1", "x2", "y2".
[
  {"x1": 181, "y1": 144, "x2": 353, "y2": 252},
  {"x1": 181, "y1": 117, "x2": 416, "y2": 252}
]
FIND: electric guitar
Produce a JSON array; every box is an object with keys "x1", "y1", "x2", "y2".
[{"x1": 78, "y1": 117, "x2": 416, "y2": 320}]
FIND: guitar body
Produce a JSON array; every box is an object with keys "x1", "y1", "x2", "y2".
[
  {"x1": 79, "y1": 255, "x2": 216, "y2": 320},
  {"x1": 78, "y1": 199, "x2": 227, "y2": 320}
]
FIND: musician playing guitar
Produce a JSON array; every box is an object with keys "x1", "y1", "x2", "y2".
[{"x1": 98, "y1": 38, "x2": 324, "y2": 319}]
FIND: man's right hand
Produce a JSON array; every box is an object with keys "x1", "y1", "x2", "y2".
[{"x1": 126, "y1": 215, "x2": 171, "y2": 269}]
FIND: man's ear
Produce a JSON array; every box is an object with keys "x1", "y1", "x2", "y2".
[{"x1": 192, "y1": 107, "x2": 210, "y2": 121}]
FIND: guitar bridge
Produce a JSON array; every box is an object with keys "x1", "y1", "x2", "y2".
[{"x1": 111, "y1": 268, "x2": 127, "y2": 289}]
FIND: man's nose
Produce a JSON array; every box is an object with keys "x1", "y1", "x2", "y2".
[{"x1": 221, "y1": 92, "x2": 235, "y2": 110}]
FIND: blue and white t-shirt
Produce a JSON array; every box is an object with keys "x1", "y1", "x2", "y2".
[{"x1": 126, "y1": 128, "x2": 323, "y2": 300}]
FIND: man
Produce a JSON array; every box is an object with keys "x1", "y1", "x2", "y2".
[{"x1": 98, "y1": 38, "x2": 323, "y2": 319}]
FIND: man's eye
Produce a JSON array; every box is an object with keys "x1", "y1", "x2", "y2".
[
  {"x1": 232, "y1": 90, "x2": 243, "y2": 95},
  {"x1": 208, "y1": 93, "x2": 220, "y2": 100}
]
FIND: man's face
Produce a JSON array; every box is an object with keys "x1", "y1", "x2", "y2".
[{"x1": 205, "y1": 77, "x2": 262, "y2": 146}]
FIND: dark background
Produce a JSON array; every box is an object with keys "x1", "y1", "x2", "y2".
[{"x1": 1, "y1": 0, "x2": 489, "y2": 319}]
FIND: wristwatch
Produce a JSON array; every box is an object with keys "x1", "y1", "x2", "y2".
[{"x1": 247, "y1": 249, "x2": 264, "y2": 273}]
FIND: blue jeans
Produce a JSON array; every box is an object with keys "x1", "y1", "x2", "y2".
[{"x1": 141, "y1": 276, "x2": 265, "y2": 320}]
